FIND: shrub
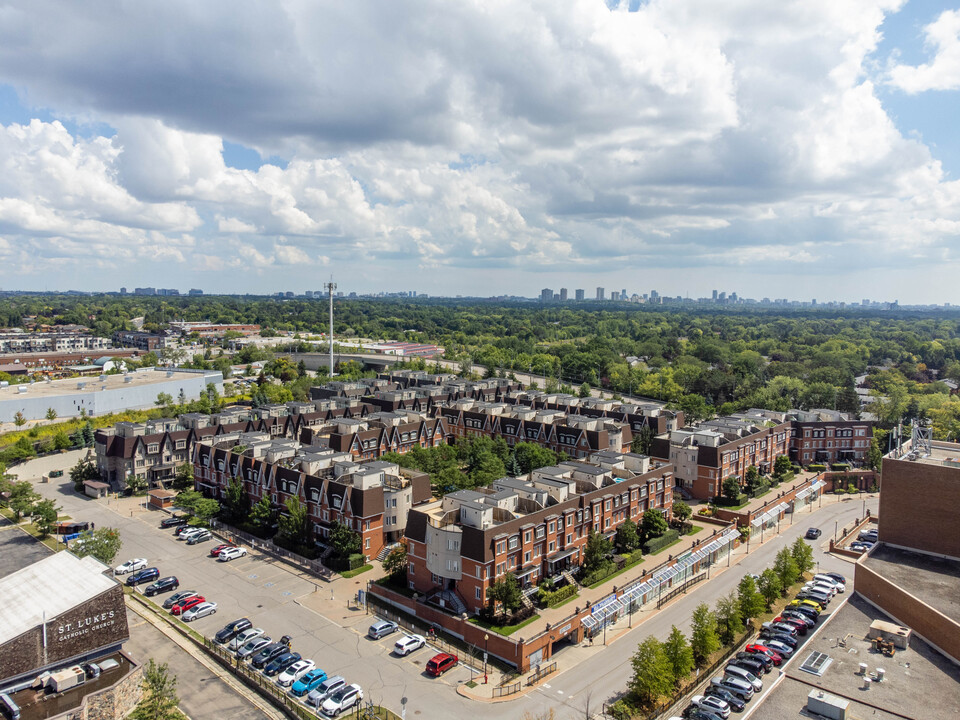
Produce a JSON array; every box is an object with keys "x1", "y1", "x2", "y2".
[
  {"x1": 868, "y1": 481, "x2": 879, "y2": 493},
  {"x1": 643, "y1": 529, "x2": 680, "y2": 554},
  {"x1": 777, "y1": 470, "x2": 795, "y2": 483},
  {"x1": 807, "y1": 463, "x2": 827, "y2": 472},
  {"x1": 712, "y1": 493, "x2": 748, "y2": 508},
  {"x1": 581, "y1": 560, "x2": 617, "y2": 587},
  {"x1": 538, "y1": 584, "x2": 577, "y2": 608},
  {"x1": 831, "y1": 462, "x2": 851, "y2": 471},
  {"x1": 749, "y1": 480, "x2": 770, "y2": 497}
]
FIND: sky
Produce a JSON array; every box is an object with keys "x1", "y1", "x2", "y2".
[{"x1": 0, "y1": 1, "x2": 959, "y2": 304}]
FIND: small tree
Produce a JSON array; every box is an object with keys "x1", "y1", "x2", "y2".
[
  {"x1": 129, "y1": 659, "x2": 184, "y2": 720},
  {"x1": 126, "y1": 474, "x2": 148, "y2": 496},
  {"x1": 248, "y1": 495, "x2": 273, "y2": 534},
  {"x1": 690, "y1": 602, "x2": 721, "y2": 666},
  {"x1": 640, "y1": 509, "x2": 668, "y2": 543},
  {"x1": 53, "y1": 429, "x2": 72, "y2": 450},
  {"x1": 614, "y1": 518, "x2": 640, "y2": 553},
  {"x1": 715, "y1": 590, "x2": 745, "y2": 645},
  {"x1": 330, "y1": 521, "x2": 362, "y2": 557},
  {"x1": 9, "y1": 481, "x2": 40, "y2": 521},
  {"x1": 382, "y1": 544, "x2": 407, "y2": 580},
  {"x1": 773, "y1": 455, "x2": 791, "y2": 478},
  {"x1": 631, "y1": 424, "x2": 654, "y2": 456},
  {"x1": 174, "y1": 489, "x2": 203, "y2": 515},
  {"x1": 171, "y1": 464, "x2": 194, "y2": 491},
  {"x1": 672, "y1": 500, "x2": 692, "y2": 527},
  {"x1": 628, "y1": 636, "x2": 674, "y2": 707},
  {"x1": 744, "y1": 465, "x2": 760, "y2": 494},
  {"x1": 222, "y1": 477, "x2": 250, "y2": 524},
  {"x1": 583, "y1": 529, "x2": 613, "y2": 574},
  {"x1": 578, "y1": 382, "x2": 592, "y2": 398},
  {"x1": 70, "y1": 457, "x2": 100, "y2": 491},
  {"x1": 737, "y1": 575, "x2": 766, "y2": 626},
  {"x1": 277, "y1": 497, "x2": 309, "y2": 546},
  {"x1": 758, "y1": 568, "x2": 782, "y2": 609},
  {"x1": 45, "y1": 407, "x2": 58, "y2": 422},
  {"x1": 722, "y1": 476, "x2": 741, "y2": 502},
  {"x1": 791, "y1": 536, "x2": 815, "y2": 575},
  {"x1": 13, "y1": 411, "x2": 26, "y2": 428},
  {"x1": 192, "y1": 498, "x2": 221, "y2": 525},
  {"x1": 32, "y1": 498, "x2": 61, "y2": 538},
  {"x1": 486, "y1": 572, "x2": 522, "y2": 615},
  {"x1": 774, "y1": 547, "x2": 800, "y2": 594},
  {"x1": 662, "y1": 625, "x2": 695, "y2": 685},
  {"x1": 72, "y1": 527, "x2": 123, "y2": 565}
]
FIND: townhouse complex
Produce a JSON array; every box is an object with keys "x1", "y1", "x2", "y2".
[
  {"x1": 405, "y1": 451, "x2": 674, "y2": 615},
  {"x1": 651, "y1": 408, "x2": 873, "y2": 499},
  {"x1": 0, "y1": 329, "x2": 112, "y2": 354}
]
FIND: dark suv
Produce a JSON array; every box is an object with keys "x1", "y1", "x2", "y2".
[
  {"x1": 126, "y1": 567, "x2": 160, "y2": 586},
  {"x1": 252, "y1": 641, "x2": 292, "y2": 669},
  {"x1": 263, "y1": 652, "x2": 301, "y2": 677},
  {"x1": 160, "y1": 515, "x2": 186, "y2": 528},
  {"x1": 215, "y1": 618, "x2": 252, "y2": 644},
  {"x1": 144, "y1": 576, "x2": 179, "y2": 596}
]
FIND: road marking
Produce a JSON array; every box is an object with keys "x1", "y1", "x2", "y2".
[
  {"x1": 265, "y1": 582, "x2": 275, "y2": 587},
  {"x1": 248, "y1": 574, "x2": 258, "y2": 579}
]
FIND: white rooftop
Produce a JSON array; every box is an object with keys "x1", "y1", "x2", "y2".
[{"x1": 0, "y1": 552, "x2": 118, "y2": 645}]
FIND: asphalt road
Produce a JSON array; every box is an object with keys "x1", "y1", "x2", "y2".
[{"x1": 31, "y1": 465, "x2": 877, "y2": 720}]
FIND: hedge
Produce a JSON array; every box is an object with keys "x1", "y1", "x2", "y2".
[
  {"x1": 807, "y1": 464, "x2": 827, "y2": 472},
  {"x1": 329, "y1": 553, "x2": 366, "y2": 571},
  {"x1": 777, "y1": 470, "x2": 796, "y2": 483},
  {"x1": 581, "y1": 560, "x2": 616, "y2": 587},
  {"x1": 830, "y1": 462, "x2": 851, "y2": 471},
  {"x1": 749, "y1": 481, "x2": 769, "y2": 497},
  {"x1": 712, "y1": 493, "x2": 748, "y2": 508},
  {"x1": 643, "y1": 529, "x2": 680, "y2": 555},
  {"x1": 539, "y1": 584, "x2": 577, "y2": 608}
]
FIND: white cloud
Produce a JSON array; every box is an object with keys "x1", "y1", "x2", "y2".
[{"x1": 889, "y1": 9, "x2": 960, "y2": 92}]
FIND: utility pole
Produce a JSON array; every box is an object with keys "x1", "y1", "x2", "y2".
[{"x1": 325, "y1": 278, "x2": 337, "y2": 377}]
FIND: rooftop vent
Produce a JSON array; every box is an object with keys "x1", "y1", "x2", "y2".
[{"x1": 17, "y1": 385, "x2": 27, "y2": 393}]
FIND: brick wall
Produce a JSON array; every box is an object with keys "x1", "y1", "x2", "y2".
[
  {"x1": 879, "y1": 457, "x2": 960, "y2": 559},
  {"x1": 855, "y1": 562, "x2": 960, "y2": 664}
]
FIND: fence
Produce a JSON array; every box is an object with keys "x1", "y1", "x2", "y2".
[
  {"x1": 526, "y1": 660, "x2": 557, "y2": 686},
  {"x1": 212, "y1": 520, "x2": 333, "y2": 581},
  {"x1": 493, "y1": 681, "x2": 522, "y2": 698}
]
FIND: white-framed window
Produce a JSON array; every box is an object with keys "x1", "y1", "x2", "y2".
[
  {"x1": 365, "y1": 538, "x2": 370, "y2": 549},
  {"x1": 508, "y1": 536, "x2": 519, "y2": 550},
  {"x1": 549, "y1": 541, "x2": 556, "y2": 552},
  {"x1": 524, "y1": 551, "x2": 531, "y2": 563},
  {"x1": 524, "y1": 531, "x2": 531, "y2": 543},
  {"x1": 548, "y1": 521, "x2": 556, "y2": 533},
  {"x1": 535, "y1": 526, "x2": 545, "y2": 539},
  {"x1": 475, "y1": 587, "x2": 482, "y2": 600}
]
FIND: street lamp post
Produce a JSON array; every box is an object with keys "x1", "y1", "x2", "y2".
[{"x1": 483, "y1": 634, "x2": 489, "y2": 684}]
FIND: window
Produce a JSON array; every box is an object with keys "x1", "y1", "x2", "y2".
[
  {"x1": 549, "y1": 541, "x2": 556, "y2": 552},
  {"x1": 524, "y1": 551, "x2": 531, "y2": 563},
  {"x1": 508, "y1": 536, "x2": 519, "y2": 550},
  {"x1": 604, "y1": 500, "x2": 611, "y2": 511},
  {"x1": 524, "y1": 531, "x2": 531, "y2": 543},
  {"x1": 566, "y1": 515, "x2": 573, "y2": 527},
  {"x1": 605, "y1": 517, "x2": 611, "y2": 528},
  {"x1": 475, "y1": 587, "x2": 482, "y2": 600},
  {"x1": 409, "y1": 562, "x2": 414, "y2": 575},
  {"x1": 447, "y1": 537, "x2": 460, "y2": 551},
  {"x1": 577, "y1": 510, "x2": 583, "y2": 523},
  {"x1": 566, "y1": 533, "x2": 572, "y2": 545},
  {"x1": 175, "y1": 440, "x2": 186, "y2": 450},
  {"x1": 147, "y1": 444, "x2": 159, "y2": 454},
  {"x1": 548, "y1": 521, "x2": 556, "y2": 533},
  {"x1": 391, "y1": 498, "x2": 397, "y2": 508},
  {"x1": 535, "y1": 526, "x2": 545, "y2": 539},
  {"x1": 365, "y1": 538, "x2": 370, "y2": 549}
]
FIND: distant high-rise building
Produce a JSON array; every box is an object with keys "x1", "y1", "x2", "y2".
[
  {"x1": 611, "y1": 291, "x2": 620, "y2": 301},
  {"x1": 575, "y1": 289, "x2": 585, "y2": 301},
  {"x1": 540, "y1": 288, "x2": 553, "y2": 302},
  {"x1": 621, "y1": 288, "x2": 627, "y2": 300},
  {"x1": 730, "y1": 292, "x2": 738, "y2": 302},
  {"x1": 120, "y1": 287, "x2": 127, "y2": 295},
  {"x1": 559, "y1": 288, "x2": 568, "y2": 302},
  {"x1": 712, "y1": 289, "x2": 718, "y2": 301},
  {"x1": 862, "y1": 299, "x2": 870, "y2": 306},
  {"x1": 596, "y1": 287, "x2": 605, "y2": 301},
  {"x1": 650, "y1": 290, "x2": 659, "y2": 301},
  {"x1": 188, "y1": 288, "x2": 203, "y2": 296}
]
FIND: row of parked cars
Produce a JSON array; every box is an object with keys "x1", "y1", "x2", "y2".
[
  {"x1": 214, "y1": 619, "x2": 362, "y2": 716},
  {"x1": 677, "y1": 572, "x2": 846, "y2": 719},
  {"x1": 368, "y1": 619, "x2": 460, "y2": 677},
  {"x1": 848, "y1": 527, "x2": 879, "y2": 552}
]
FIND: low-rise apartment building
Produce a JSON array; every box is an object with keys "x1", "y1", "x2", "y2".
[
  {"x1": 112, "y1": 331, "x2": 169, "y2": 351},
  {"x1": 404, "y1": 452, "x2": 674, "y2": 615},
  {"x1": 0, "y1": 330, "x2": 112, "y2": 354},
  {"x1": 787, "y1": 409, "x2": 873, "y2": 465}
]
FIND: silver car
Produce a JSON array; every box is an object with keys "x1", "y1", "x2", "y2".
[
  {"x1": 237, "y1": 636, "x2": 272, "y2": 658},
  {"x1": 229, "y1": 627, "x2": 264, "y2": 651},
  {"x1": 182, "y1": 601, "x2": 218, "y2": 622}
]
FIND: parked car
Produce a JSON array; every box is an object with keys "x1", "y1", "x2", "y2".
[
  {"x1": 709, "y1": 676, "x2": 753, "y2": 702},
  {"x1": 744, "y1": 644, "x2": 782, "y2": 666},
  {"x1": 858, "y1": 529, "x2": 879, "y2": 542},
  {"x1": 320, "y1": 684, "x2": 363, "y2": 716},
  {"x1": 728, "y1": 655, "x2": 767, "y2": 678},
  {"x1": 796, "y1": 590, "x2": 831, "y2": 607},
  {"x1": 186, "y1": 529, "x2": 212, "y2": 545},
  {"x1": 290, "y1": 667, "x2": 326, "y2": 696},
  {"x1": 171, "y1": 595, "x2": 206, "y2": 616},
  {"x1": 736, "y1": 651, "x2": 772, "y2": 672},
  {"x1": 849, "y1": 541, "x2": 875, "y2": 551},
  {"x1": 237, "y1": 636, "x2": 272, "y2": 659},
  {"x1": 209, "y1": 543, "x2": 235, "y2": 557},
  {"x1": 277, "y1": 659, "x2": 315, "y2": 687},
  {"x1": 160, "y1": 515, "x2": 186, "y2": 528},
  {"x1": 394, "y1": 634, "x2": 426, "y2": 656},
  {"x1": 114, "y1": 558, "x2": 148, "y2": 575},
  {"x1": 215, "y1": 618, "x2": 252, "y2": 644},
  {"x1": 368, "y1": 620, "x2": 398, "y2": 640},
  {"x1": 252, "y1": 643, "x2": 291, "y2": 669},
  {"x1": 690, "y1": 694, "x2": 731, "y2": 718},
  {"x1": 762, "y1": 639, "x2": 794, "y2": 658},
  {"x1": 144, "y1": 576, "x2": 179, "y2": 597},
  {"x1": 704, "y1": 686, "x2": 745, "y2": 713},
  {"x1": 126, "y1": 567, "x2": 160, "y2": 586},
  {"x1": 218, "y1": 547, "x2": 248, "y2": 562},
  {"x1": 683, "y1": 709, "x2": 724, "y2": 720},
  {"x1": 264, "y1": 652, "x2": 301, "y2": 678},
  {"x1": 804, "y1": 527, "x2": 821, "y2": 540},
  {"x1": 426, "y1": 653, "x2": 458, "y2": 677},
  {"x1": 813, "y1": 574, "x2": 846, "y2": 593},
  {"x1": 772, "y1": 617, "x2": 808, "y2": 636},
  {"x1": 778, "y1": 611, "x2": 815, "y2": 629},
  {"x1": 823, "y1": 572, "x2": 846, "y2": 585},
  {"x1": 305, "y1": 675, "x2": 345, "y2": 707},
  {"x1": 762, "y1": 621, "x2": 797, "y2": 638},
  {"x1": 785, "y1": 602, "x2": 820, "y2": 620},
  {"x1": 164, "y1": 590, "x2": 199, "y2": 610},
  {"x1": 176, "y1": 526, "x2": 202, "y2": 540},
  {"x1": 229, "y1": 627, "x2": 264, "y2": 652},
  {"x1": 788, "y1": 599, "x2": 823, "y2": 613},
  {"x1": 182, "y1": 601, "x2": 218, "y2": 622},
  {"x1": 724, "y1": 665, "x2": 762, "y2": 692},
  {"x1": 760, "y1": 629, "x2": 798, "y2": 649}
]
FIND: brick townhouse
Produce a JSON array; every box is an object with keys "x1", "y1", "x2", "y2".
[
  {"x1": 788, "y1": 410, "x2": 873, "y2": 465},
  {"x1": 403, "y1": 452, "x2": 674, "y2": 615},
  {"x1": 193, "y1": 440, "x2": 431, "y2": 560}
]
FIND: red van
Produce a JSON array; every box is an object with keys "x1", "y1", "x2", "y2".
[{"x1": 426, "y1": 653, "x2": 458, "y2": 677}]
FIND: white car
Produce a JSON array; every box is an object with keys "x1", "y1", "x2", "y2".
[
  {"x1": 182, "y1": 601, "x2": 218, "y2": 622},
  {"x1": 321, "y1": 684, "x2": 362, "y2": 716},
  {"x1": 218, "y1": 547, "x2": 248, "y2": 562},
  {"x1": 114, "y1": 558, "x2": 148, "y2": 575},
  {"x1": 691, "y1": 694, "x2": 731, "y2": 719},
  {"x1": 813, "y1": 575, "x2": 846, "y2": 593},
  {"x1": 802, "y1": 582, "x2": 837, "y2": 597},
  {"x1": 229, "y1": 627, "x2": 264, "y2": 651},
  {"x1": 178, "y1": 527, "x2": 204, "y2": 541},
  {"x1": 277, "y1": 659, "x2": 316, "y2": 687},
  {"x1": 393, "y1": 634, "x2": 426, "y2": 656}
]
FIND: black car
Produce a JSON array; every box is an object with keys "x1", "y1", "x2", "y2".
[
  {"x1": 126, "y1": 567, "x2": 160, "y2": 586},
  {"x1": 796, "y1": 590, "x2": 830, "y2": 606},
  {"x1": 144, "y1": 576, "x2": 179, "y2": 597},
  {"x1": 824, "y1": 572, "x2": 846, "y2": 585},
  {"x1": 780, "y1": 610, "x2": 816, "y2": 628},
  {"x1": 251, "y1": 643, "x2": 290, "y2": 669},
  {"x1": 736, "y1": 651, "x2": 772, "y2": 672},
  {"x1": 263, "y1": 651, "x2": 301, "y2": 677},
  {"x1": 705, "y1": 686, "x2": 745, "y2": 712},
  {"x1": 173, "y1": 524, "x2": 195, "y2": 537},
  {"x1": 729, "y1": 656, "x2": 767, "y2": 677},
  {"x1": 787, "y1": 604, "x2": 820, "y2": 621},
  {"x1": 215, "y1": 618, "x2": 252, "y2": 644},
  {"x1": 683, "y1": 708, "x2": 724, "y2": 720},
  {"x1": 805, "y1": 527, "x2": 821, "y2": 539},
  {"x1": 160, "y1": 515, "x2": 187, "y2": 528},
  {"x1": 760, "y1": 629, "x2": 798, "y2": 648}
]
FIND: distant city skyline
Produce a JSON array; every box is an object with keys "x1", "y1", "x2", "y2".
[{"x1": 0, "y1": 3, "x2": 958, "y2": 303}]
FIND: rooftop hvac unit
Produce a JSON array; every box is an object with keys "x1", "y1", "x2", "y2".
[{"x1": 876, "y1": 668, "x2": 885, "y2": 682}]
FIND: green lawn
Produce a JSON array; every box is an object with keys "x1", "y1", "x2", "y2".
[
  {"x1": 469, "y1": 613, "x2": 541, "y2": 636},
  {"x1": 683, "y1": 524, "x2": 704, "y2": 537},
  {"x1": 341, "y1": 564, "x2": 372, "y2": 578},
  {"x1": 548, "y1": 592, "x2": 580, "y2": 610},
  {"x1": 587, "y1": 554, "x2": 648, "y2": 589}
]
